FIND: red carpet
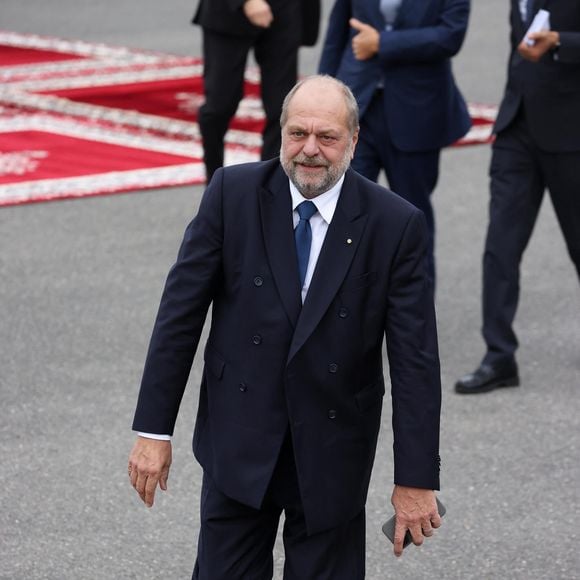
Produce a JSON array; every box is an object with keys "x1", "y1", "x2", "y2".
[{"x1": 0, "y1": 32, "x2": 496, "y2": 207}]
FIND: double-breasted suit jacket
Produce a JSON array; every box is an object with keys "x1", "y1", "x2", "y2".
[
  {"x1": 133, "y1": 160, "x2": 441, "y2": 534},
  {"x1": 494, "y1": 0, "x2": 580, "y2": 151},
  {"x1": 319, "y1": 0, "x2": 471, "y2": 152}
]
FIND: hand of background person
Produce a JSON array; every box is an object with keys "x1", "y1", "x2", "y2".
[
  {"x1": 243, "y1": 0, "x2": 273, "y2": 28},
  {"x1": 518, "y1": 30, "x2": 560, "y2": 62},
  {"x1": 128, "y1": 437, "x2": 172, "y2": 508},
  {"x1": 390, "y1": 485, "x2": 442, "y2": 557},
  {"x1": 350, "y1": 18, "x2": 380, "y2": 60}
]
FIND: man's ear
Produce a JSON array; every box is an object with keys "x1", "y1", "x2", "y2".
[{"x1": 351, "y1": 129, "x2": 360, "y2": 158}]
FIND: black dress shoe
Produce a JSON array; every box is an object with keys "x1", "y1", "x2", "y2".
[{"x1": 455, "y1": 362, "x2": 519, "y2": 394}]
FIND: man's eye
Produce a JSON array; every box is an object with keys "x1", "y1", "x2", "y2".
[
  {"x1": 320, "y1": 135, "x2": 337, "y2": 144},
  {"x1": 292, "y1": 131, "x2": 306, "y2": 138}
]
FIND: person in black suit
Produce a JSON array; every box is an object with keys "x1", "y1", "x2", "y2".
[
  {"x1": 128, "y1": 75, "x2": 443, "y2": 578},
  {"x1": 456, "y1": 1, "x2": 580, "y2": 394},
  {"x1": 193, "y1": 0, "x2": 320, "y2": 182}
]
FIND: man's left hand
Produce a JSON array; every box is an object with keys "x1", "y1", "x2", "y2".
[
  {"x1": 390, "y1": 485, "x2": 442, "y2": 557},
  {"x1": 518, "y1": 30, "x2": 560, "y2": 62},
  {"x1": 350, "y1": 18, "x2": 380, "y2": 60}
]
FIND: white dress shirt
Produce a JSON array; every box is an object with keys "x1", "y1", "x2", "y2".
[
  {"x1": 138, "y1": 174, "x2": 346, "y2": 441},
  {"x1": 519, "y1": 0, "x2": 529, "y2": 22},
  {"x1": 380, "y1": 0, "x2": 402, "y2": 30},
  {"x1": 289, "y1": 175, "x2": 343, "y2": 303}
]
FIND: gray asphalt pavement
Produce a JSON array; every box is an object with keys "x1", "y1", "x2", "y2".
[{"x1": 1, "y1": 1, "x2": 579, "y2": 579}]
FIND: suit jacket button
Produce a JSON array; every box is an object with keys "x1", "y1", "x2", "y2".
[
  {"x1": 338, "y1": 307, "x2": 349, "y2": 318},
  {"x1": 253, "y1": 276, "x2": 263, "y2": 287},
  {"x1": 239, "y1": 383, "x2": 248, "y2": 392},
  {"x1": 328, "y1": 363, "x2": 338, "y2": 373},
  {"x1": 328, "y1": 409, "x2": 337, "y2": 419},
  {"x1": 252, "y1": 334, "x2": 262, "y2": 345}
]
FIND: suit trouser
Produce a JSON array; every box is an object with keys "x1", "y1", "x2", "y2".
[
  {"x1": 192, "y1": 434, "x2": 365, "y2": 580},
  {"x1": 482, "y1": 109, "x2": 580, "y2": 366},
  {"x1": 198, "y1": 7, "x2": 300, "y2": 182},
  {"x1": 352, "y1": 91, "x2": 440, "y2": 282}
]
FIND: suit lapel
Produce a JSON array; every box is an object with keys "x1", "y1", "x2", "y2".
[
  {"x1": 259, "y1": 165, "x2": 302, "y2": 328},
  {"x1": 526, "y1": 0, "x2": 545, "y2": 24},
  {"x1": 287, "y1": 170, "x2": 368, "y2": 363},
  {"x1": 513, "y1": 0, "x2": 546, "y2": 41},
  {"x1": 370, "y1": 0, "x2": 386, "y2": 27},
  {"x1": 512, "y1": 0, "x2": 527, "y2": 42},
  {"x1": 393, "y1": 0, "x2": 413, "y2": 29}
]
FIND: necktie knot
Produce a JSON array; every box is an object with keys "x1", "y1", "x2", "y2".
[{"x1": 297, "y1": 200, "x2": 317, "y2": 221}]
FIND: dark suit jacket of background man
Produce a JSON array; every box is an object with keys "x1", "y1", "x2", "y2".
[
  {"x1": 132, "y1": 159, "x2": 441, "y2": 535},
  {"x1": 193, "y1": 0, "x2": 320, "y2": 47},
  {"x1": 318, "y1": 0, "x2": 471, "y2": 153},
  {"x1": 494, "y1": 0, "x2": 580, "y2": 151}
]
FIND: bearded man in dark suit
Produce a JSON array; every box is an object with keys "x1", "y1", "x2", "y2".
[
  {"x1": 456, "y1": 0, "x2": 580, "y2": 394},
  {"x1": 193, "y1": 0, "x2": 320, "y2": 182},
  {"x1": 128, "y1": 75, "x2": 443, "y2": 579}
]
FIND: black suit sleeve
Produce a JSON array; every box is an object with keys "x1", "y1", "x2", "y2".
[
  {"x1": 557, "y1": 31, "x2": 580, "y2": 62},
  {"x1": 227, "y1": 0, "x2": 245, "y2": 10},
  {"x1": 132, "y1": 172, "x2": 225, "y2": 435},
  {"x1": 385, "y1": 209, "x2": 441, "y2": 490}
]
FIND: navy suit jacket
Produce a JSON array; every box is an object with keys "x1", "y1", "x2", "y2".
[
  {"x1": 133, "y1": 160, "x2": 441, "y2": 534},
  {"x1": 494, "y1": 0, "x2": 580, "y2": 151},
  {"x1": 319, "y1": 0, "x2": 471, "y2": 152}
]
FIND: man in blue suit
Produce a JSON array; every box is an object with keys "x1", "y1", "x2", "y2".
[
  {"x1": 128, "y1": 76, "x2": 443, "y2": 578},
  {"x1": 319, "y1": 0, "x2": 471, "y2": 281}
]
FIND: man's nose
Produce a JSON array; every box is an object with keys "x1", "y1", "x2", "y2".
[{"x1": 302, "y1": 134, "x2": 319, "y2": 156}]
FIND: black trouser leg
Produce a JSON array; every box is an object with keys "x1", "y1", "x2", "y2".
[
  {"x1": 541, "y1": 149, "x2": 580, "y2": 282},
  {"x1": 193, "y1": 433, "x2": 366, "y2": 580},
  {"x1": 482, "y1": 117, "x2": 544, "y2": 366},
  {"x1": 198, "y1": 29, "x2": 251, "y2": 181},
  {"x1": 254, "y1": 2, "x2": 300, "y2": 161}
]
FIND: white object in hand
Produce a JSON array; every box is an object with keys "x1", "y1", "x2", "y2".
[{"x1": 525, "y1": 9, "x2": 551, "y2": 46}]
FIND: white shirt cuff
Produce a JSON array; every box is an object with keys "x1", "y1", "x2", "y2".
[{"x1": 137, "y1": 432, "x2": 171, "y2": 441}]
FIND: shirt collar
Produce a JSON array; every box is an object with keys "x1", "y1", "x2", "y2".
[{"x1": 288, "y1": 174, "x2": 345, "y2": 225}]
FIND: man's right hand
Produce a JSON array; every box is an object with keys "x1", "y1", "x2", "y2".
[
  {"x1": 128, "y1": 437, "x2": 172, "y2": 508},
  {"x1": 518, "y1": 30, "x2": 560, "y2": 62},
  {"x1": 390, "y1": 485, "x2": 441, "y2": 557},
  {"x1": 243, "y1": 0, "x2": 273, "y2": 28}
]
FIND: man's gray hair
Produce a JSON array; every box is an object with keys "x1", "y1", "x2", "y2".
[{"x1": 280, "y1": 75, "x2": 360, "y2": 136}]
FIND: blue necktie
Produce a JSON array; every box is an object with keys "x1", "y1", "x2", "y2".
[{"x1": 295, "y1": 200, "x2": 317, "y2": 288}]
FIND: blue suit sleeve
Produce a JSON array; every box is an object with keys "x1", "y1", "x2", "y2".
[
  {"x1": 318, "y1": 0, "x2": 352, "y2": 75},
  {"x1": 379, "y1": 0, "x2": 470, "y2": 64}
]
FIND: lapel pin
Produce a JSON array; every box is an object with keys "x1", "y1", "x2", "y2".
[{"x1": 346, "y1": 238, "x2": 353, "y2": 245}]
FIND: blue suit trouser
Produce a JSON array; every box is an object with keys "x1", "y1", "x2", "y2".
[
  {"x1": 192, "y1": 433, "x2": 365, "y2": 580},
  {"x1": 352, "y1": 90, "x2": 440, "y2": 282}
]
